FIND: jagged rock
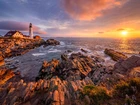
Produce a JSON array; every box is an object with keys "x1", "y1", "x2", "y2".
[
  {"x1": 104, "y1": 48, "x2": 128, "y2": 61},
  {"x1": 37, "y1": 52, "x2": 111, "y2": 86},
  {"x1": 53, "y1": 90, "x2": 59, "y2": 102},
  {"x1": 81, "y1": 48, "x2": 88, "y2": 53},
  {"x1": 0, "y1": 54, "x2": 140, "y2": 105},
  {"x1": 0, "y1": 46, "x2": 140, "y2": 105},
  {"x1": 91, "y1": 56, "x2": 105, "y2": 63},
  {"x1": 61, "y1": 54, "x2": 68, "y2": 61},
  {"x1": 0, "y1": 51, "x2": 4, "y2": 62},
  {"x1": 37, "y1": 53, "x2": 95, "y2": 80},
  {"x1": 129, "y1": 67, "x2": 140, "y2": 77},
  {"x1": 36, "y1": 59, "x2": 59, "y2": 80},
  {"x1": 67, "y1": 50, "x2": 73, "y2": 53},
  {"x1": 0, "y1": 61, "x2": 5, "y2": 66},
  {"x1": 45, "y1": 39, "x2": 60, "y2": 46},
  {"x1": 0, "y1": 71, "x2": 95, "y2": 105},
  {"x1": 0, "y1": 68, "x2": 15, "y2": 85},
  {"x1": 0, "y1": 51, "x2": 4, "y2": 66}
]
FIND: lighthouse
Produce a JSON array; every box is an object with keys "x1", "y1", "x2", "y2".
[{"x1": 29, "y1": 23, "x2": 33, "y2": 39}]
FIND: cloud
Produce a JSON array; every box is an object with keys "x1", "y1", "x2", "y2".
[
  {"x1": 62, "y1": 0, "x2": 128, "y2": 21},
  {"x1": 0, "y1": 21, "x2": 46, "y2": 35},
  {"x1": 117, "y1": 28, "x2": 125, "y2": 31},
  {"x1": 98, "y1": 32, "x2": 104, "y2": 34},
  {"x1": 116, "y1": 28, "x2": 135, "y2": 32},
  {"x1": 17, "y1": 0, "x2": 28, "y2": 3}
]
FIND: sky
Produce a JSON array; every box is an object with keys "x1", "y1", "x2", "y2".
[{"x1": 0, "y1": 0, "x2": 140, "y2": 38}]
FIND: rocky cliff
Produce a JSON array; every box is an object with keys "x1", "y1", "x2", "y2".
[
  {"x1": 0, "y1": 49, "x2": 140, "y2": 105},
  {"x1": 0, "y1": 38, "x2": 45, "y2": 60}
]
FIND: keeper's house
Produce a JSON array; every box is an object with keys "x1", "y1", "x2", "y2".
[{"x1": 4, "y1": 31, "x2": 24, "y2": 38}]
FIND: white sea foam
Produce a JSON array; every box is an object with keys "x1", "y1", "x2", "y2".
[
  {"x1": 32, "y1": 53, "x2": 46, "y2": 56},
  {"x1": 48, "y1": 49, "x2": 61, "y2": 53},
  {"x1": 104, "y1": 57, "x2": 116, "y2": 66},
  {"x1": 95, "y1": 50, "x2": 105, "y2": 56},
  {"x1": 95, "y1": 45, "x2": 104, "y2": 49},
  {"x1": 80, "y1": 47, "x2": 91, "y2": 53},
  {"x1": 104, "y1": 57, "x2": 112, "y2": 61},
  {"x1": 60, "y1": 41, "x2": 65, "y2": 46},
  {"x1": 5, "y1": 57, "x2": 16, "y2": 62}
]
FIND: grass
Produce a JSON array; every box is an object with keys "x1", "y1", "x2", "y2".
[
  {"x1": 81, "y1": 78, "x2": 140, "y2": 105},
  {"x1": 114, "y1": 78, "x2": 140, "y2": 98}
]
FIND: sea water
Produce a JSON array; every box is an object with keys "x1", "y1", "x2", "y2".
[{"x1": 5, "y1": 37, "x2": 140, "y2": 80}]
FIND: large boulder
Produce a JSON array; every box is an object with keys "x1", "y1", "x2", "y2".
[
  {"x1": 45, "y1": 39, "x2": 60, "y2": 46},
  {"x1": 81, "y1": 48, "x2": 88, "y2": 53},
  {"x1": 104, "y1": 48, "x2": 128, "y2": 61},
  {"x1": 114, "y1": 55, "x2": 140, "y2": 75}
]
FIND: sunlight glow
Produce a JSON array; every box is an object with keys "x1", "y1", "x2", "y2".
[{"x1": 121, "y1": 31, "x2": 128, "y2": 37}]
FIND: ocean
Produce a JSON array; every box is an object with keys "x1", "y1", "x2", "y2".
[
  {"x1": 32, "y1": 37, "x2": 140, "y2": 64},
  {"x1": 37, "y1": 37, "x2": 138, "y2": 55}
]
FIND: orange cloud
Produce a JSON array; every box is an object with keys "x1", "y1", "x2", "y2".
[
  {"x1": 62, "y1": 0, "x2": 128, "y2": 21},
  {"x1": 116, "y1": 28, "x2": 135, "y2": 32},
  {"x1": 33, "y1": 26, "x2": 47, "y2": 35}
]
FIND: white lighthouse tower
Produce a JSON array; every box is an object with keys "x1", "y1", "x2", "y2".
[{"x1": 29, "y1": 23, "x2": 33, "y2": 39}]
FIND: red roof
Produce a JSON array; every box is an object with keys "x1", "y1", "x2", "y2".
[{"x1": 5, "y1": 31, "x2": 24, "y2": 37}]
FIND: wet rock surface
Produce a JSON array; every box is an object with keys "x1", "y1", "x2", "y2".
[
  {"x1": 81, "y1": 48, "x2": 88, "y2": 53},
  {"x1": 104, "y1": 48, "x2": 128, "y2": 61},
  {"x1": 45, "y1": 39, "x2": 60, "y2": 46}
]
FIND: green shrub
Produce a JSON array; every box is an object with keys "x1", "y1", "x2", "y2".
[
  {"x1": 81, "y1": 78, "x2": 140, "y2": 105},
  {"x1": 114, "y1": 81, "x2": 132, "y2": 97},
  {"x1": 114, "y1": 78, "x2": 140, "y2": 98},
  {"x1": 82, "y1": 85, "x2": 110, "y2": 105},
  {"x1": 125, "y1": 97, "x2": 134, "y2": 105},
  {"x1": 129, "y1": 78, "x2": 140, "y2": 90}
]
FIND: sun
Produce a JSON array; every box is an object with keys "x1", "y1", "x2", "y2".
[{"x1": 121, "y1": 31, "x2": 128, "y2": 37}]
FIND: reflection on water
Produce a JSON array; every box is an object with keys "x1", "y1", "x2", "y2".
[
  {"x1": 118, "y1": 38, "x2": 139, "y2": 56},
  {"x1": 119, "y1": 38, "x2": 130, "y2": 53},
  {"x1": 44, "y1": 37, "x2": 140, "y2": 56}
]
